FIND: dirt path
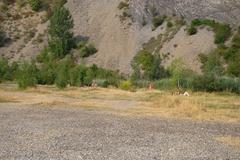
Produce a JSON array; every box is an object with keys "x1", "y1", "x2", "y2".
[{"x1": 0, "y1": 103, "x2": 240, "y2": 160}]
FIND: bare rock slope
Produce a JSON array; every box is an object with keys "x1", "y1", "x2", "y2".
[
  {"x1": 131, "y1": 0, "x2": 240, "y2": 26},
  {"x1": 1, "y1": 0, "x2": 240, "y2": 74},
  {"x1": 65, "y1": 0, "x2": 240, "y2": 73}
]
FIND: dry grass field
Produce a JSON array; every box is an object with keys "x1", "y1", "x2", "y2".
[
  {"x1": 216, "y1": 136, "x2": 240, "y2": 150},
  {"x1": 0, "y1": 84, "x2": 239, "y2": 123}
]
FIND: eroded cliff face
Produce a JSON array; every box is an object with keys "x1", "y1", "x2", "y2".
[
  {"x1": 66, "y1": 0, "x2": 240, "y2": 73},
  {"x1": 1, "y1": 0, "x2": 240, "y2": 74},
  {"x1": 130, "y1": 0, "x2": 240, "y2": 26}
]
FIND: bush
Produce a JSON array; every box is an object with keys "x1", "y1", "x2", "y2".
[
  {"x1": 16, "y1": 62, "x2": 38, "y2": 89},
  {"x1": 118, "y1": 1, "x2": 129, "y2": 10},
  {"x1": 119, "y1": 81, "x2": 133, "y2": 91},
  {"x1": 215, "y1": 77, "x2": 240, "y2": 93},
  {"x1": 95, "y1": 79, "x2": 109, "y2": 88},
  {"x1": 0, "y1": 28, "x2": 6, "y2": 47},
  {"x1": 199, "y1": 51, "x2": 224, "y2": 76},
  {"x1": 154, "y1": 79, "x2": 175, "y2": 90},
  {"x1": 190, "y1": 19, "x2": 231, "y2": 44},
  {"x1": 0, "y1": 59, "x2": 18, "y2": 82},
  {"x1": 0, "y1": 58, "x2": 9, "y2": 82},
  {"x1": 131, "y1": 80, "x2": 151, "y2": 89},
  {"x1": 69, "y1": 65, "x2": 87, "y2": 87},
  {"x1": 95, "y1": 67, "x2": 121, "y2": 86},
  {"x1": 188, "y1": 26, "x2": 197, "y2": 35},
  {"x1": 191, "y1": 19, "x2": 202, "y2": 26},
  {"x1": 55, "y1": 57, "x2": 74, "y2": 89},
  {"x1": 38, "y1": 61, "x2": 56, "y2": 85},
  {"x1": 191, "y1": 75, "x2": 240, "y2": 94},
  {"x1": 214, "y1": 24, "x2": 231, "y2": 44},
  {"x1": 167, "y1": 21, "x2": 173, "y2": 28},
  {"x1": 0, "y1": 2, "x2": 8, "y2": 12},
  {"x1": 227, "y1": 58, "x2": 240, "y2": 77},
  {"x1": 36, "y1": 48, "x2": 51, "y2": 63},
  {"x1": 83, "y1": 69, "x2": 95, "y2": 86},
  {"x1": 16, "y1": 0, "x2": 26, "y2": 8},
  {"x1": 28, "y1": 0, "x2": 41, "y2": 11},
  {"x1": 79, "y1": 43, "x2": 97, "y2": 58},
  {"x1": 152, "y1": 16, "x2": 165, "y2": 29}
]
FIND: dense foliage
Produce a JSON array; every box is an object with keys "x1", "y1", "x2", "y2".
[
  {"x1": 0, "y1": 58, "x2": 18, "y2": 82},
  {"x1": 55, "y1": 56, "x2": 73, "y2": 88},
  {"x1": 16, "y1": 61, "x2": 38, "y2": 89},
  {"x1": 131, "y1": 50, "x2": 167, "y2": 81}
]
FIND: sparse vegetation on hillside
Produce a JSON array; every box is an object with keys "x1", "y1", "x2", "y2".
[
  {"x1": 152, "y1": 15, "x2": 166, "y2": 30},
  {"x1": 167, "y1": 21, "x2": 173, "y2": 28},
  {"x1": 188, "y1": 19, "x2": 231, "y2": 44},
  {"x1": 187, "y1": 26, "x2": 197, "y2": 35},
  {"x1": 169, "y1": 27, "x2": 240, "y2": 93},
  {"x1": 0, "y1": 1, "x2": 239, "y2": 95},
  {"x1": 143, "y1": 18, "x2": 183, "y2": 54},
  {"x1": 0, "y1": 4, "x2": 123, "y2": 90},
  {"x1": 118, "y1": 0, "x2": 132, "y2": 22},
  {"x1": 118, "y1": 0, "x2": 129, "y2": 10}
]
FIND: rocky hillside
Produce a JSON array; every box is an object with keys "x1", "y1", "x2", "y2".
[
  {"x1": 131, "y1": 0, "x2": 240, "y2": 26},
  {"x1": 1, "y1": 0, "x2": 240, "y2": 74}
]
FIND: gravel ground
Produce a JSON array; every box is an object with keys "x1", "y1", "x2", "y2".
[{"x1": 0, "y1": 103, "x2": 240, "y2": 160}]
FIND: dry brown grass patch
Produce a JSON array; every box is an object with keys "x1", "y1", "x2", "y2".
[
  {"x1": 124, "y1": 92, "x2": 240, "y2": 123},
  {"x1": 216, "y1": 136, "x2": 240, "y2": 150},
  {"x1": 0, "y1": 85, "x2": 239, "y2": 123}
]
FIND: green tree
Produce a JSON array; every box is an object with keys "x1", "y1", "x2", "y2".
[
  {"x1": 48, "y1": 6, "x2": 74, "y2": 59},
  {"x1": 169, "y1": 58, "x2": 193, "y2": 88}
]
